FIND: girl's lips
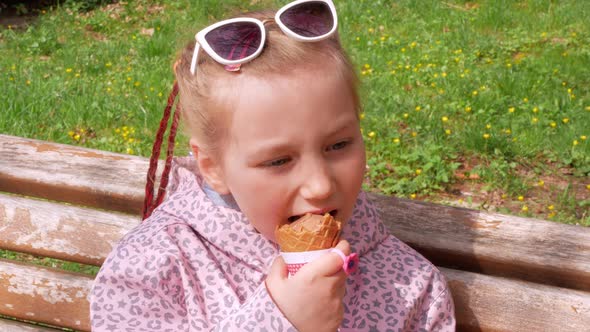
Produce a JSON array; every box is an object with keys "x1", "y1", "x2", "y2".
[{"x1": 287, "y1": 209, "x2": 338, "y2": 223}]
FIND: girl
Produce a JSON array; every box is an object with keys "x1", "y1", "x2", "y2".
[{"x1": 91, "y1": 1, "x2": 455, "y2": 331}]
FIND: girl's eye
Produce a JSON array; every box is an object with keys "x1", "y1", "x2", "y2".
[
  {"x1": 263, "y1": 157, "x2": 291, "y2": 167},
  {"x1": 327, "y1": 140, "x2": 349, "y2": 151}
]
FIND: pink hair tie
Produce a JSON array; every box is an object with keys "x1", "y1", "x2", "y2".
[{"x1": 330, "y1": 248, "x2": 359, "y2": 275}]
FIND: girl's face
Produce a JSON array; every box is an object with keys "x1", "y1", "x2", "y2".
[{"x1": 210, "y1": 68, "x2": 366, "y2": 242}]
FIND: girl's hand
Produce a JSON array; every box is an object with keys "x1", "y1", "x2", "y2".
[{"x1": 266, "y1": 240, "x2": 351, "y2": 332}]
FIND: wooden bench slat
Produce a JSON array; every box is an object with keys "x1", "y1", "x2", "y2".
[
  {"x1": 0, "y1": 259, "x2": 93, "y2": 332},
  {"x1": 2, "y1": 134, "x2": 589, "y2": 293},
  {"x1": 372, "y1": 195, "x2": 590, "y2": 292},
  {"x1": 443, "y1": 267, "x2": 590, "y2": 331},
  {"x1": 0, "y1": 193, "x2": 140, "y2": 266},
  {"x1": 0, "y1": 318, "x2": 62, "y2": 331},
  {"x1": 0, "y1": 134, "x2": 160, "y2": 215},
  {"x1": 2, "y1": 254, "x2": 588, "y2": 332}
]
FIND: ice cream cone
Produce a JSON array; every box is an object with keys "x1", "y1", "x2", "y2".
[
  {"x1": 275, "y1": 213, "x2": 342, "y2": 252},
  {"x1": 275, "y1": 213, "x2": 342, "y2": 276}
]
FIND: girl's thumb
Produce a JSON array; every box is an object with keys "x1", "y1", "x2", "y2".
[{"x1": 268, "y1": 255, "x2": 289, "y2": 281}]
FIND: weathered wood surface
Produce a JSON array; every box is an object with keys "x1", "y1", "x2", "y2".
[
  {"x1": 0, "y1": 193, "x2": 140, "y2": 266},
  {"x1": 0, "y1": 134, "x2": 161, "y2": 215},
  {"x1": 0, "y1": 318, "x2": 61, "y2": 331},
  {"x1": 373, "y1": 194, "x2": 590, "y2": 292},
  {"x1": 2, "y1": 134, "x2": 589, "y2": 291},
  {"x1": 2, "y1": 255, "x2": 589, "y2": 332},
  {"x1": 0, "y1": 259, "x2": 93, "y2": 332},
  {"x1": 442, "y1": 267, "x2": 590, "y2": 331}
]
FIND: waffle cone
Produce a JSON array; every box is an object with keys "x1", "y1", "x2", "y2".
[{"x1": 275, "y1": 213, "x2": 341, "y2": 252}]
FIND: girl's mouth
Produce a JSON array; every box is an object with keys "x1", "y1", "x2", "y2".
[{"x1": 287, "y1": 209, "x2": 338, "y2": 223}]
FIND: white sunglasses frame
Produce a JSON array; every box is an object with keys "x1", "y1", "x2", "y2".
[{"x1": 189, "y1": 0, "x2": 338, "y2": 75}]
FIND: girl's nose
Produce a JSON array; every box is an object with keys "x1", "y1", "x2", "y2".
[{"x1": 300, "y1": 162, "x2": 334, "y2": 201}]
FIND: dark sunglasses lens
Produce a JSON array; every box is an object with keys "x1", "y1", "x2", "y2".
[
  {"x1": 280, "y1": 1, "x2": 334, "y2": 37},
  {"x1": 205, "y1": 22, "x2": 262, "y2": 61}
]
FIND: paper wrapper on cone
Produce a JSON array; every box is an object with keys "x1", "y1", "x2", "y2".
[{"x1": 275, "y1": 213, "x2": 341, "y2": 277}]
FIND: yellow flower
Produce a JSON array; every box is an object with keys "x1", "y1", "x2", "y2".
[
  {"x1": 521, "y1": 205, "x2": 528, "y2": 212},
  {"x1": 134, "y1": 81, "x2": 141, "y2": 87},
  {"x1": 441, "y1": 72, "x2": 447, "y2": 78},
  {"x1": 410, "y1": 194, "x2": 416, "y2": 199},
  {"x1": 393, "y1": 138, "x2": 400, "y2": 144},
  {"x1": 518, "y1": 195, "x2": 524, "y2": 201},
  {"x1": 363, "y1": 64, "x2": 371, "y2": 69},
  {"x1": 548, "y1": 212, "x2": 556, "y2": 218},
  {"x1": 401, "y1": 48, "x2": 406, "y2": 53},
  {"x1": 403, "y1": 113, "x2": 409, "y2": 119},
  {"x1": 573, "y1": 140, "x2": 579, "y2": 146},
  {"x1": 508, "y1": 107, "x2": 515, "y2": 113},
  {"x1": 472, "y1": 90, "x2": 478, "y2": 96},
  {"x1": 548, "y1": 205, "x2": 554, "y2": 211},
  {"x1": 445, "y1": 129, "x2": 452, "y2": 135},
  {"x1": 368, "y1": 131, "x2": 376, "y2": 138},
  {"x1": 538, "y1": 180, "x2": 544, "y2": 187},
  {"x1": 368, "y1": 28, "x2": 374, "y2": 33},
  {"x1": 586, "y1": 184, "x2": 590, "y2": 190},
  {"x1": 105, "y1": 62, "x2": 112, "y2": 67},
  {"x1": 126, "y1": 148, "x2": 134, "y2": 154},
  {"x1": 562, "y1": 118, "x2": 569, "y2": 124},
  {"x1": 504, "y1": 129, "x2": 512, "y2": 135},
  {"x1": 411, "y1": 131, "x2": 417, "y2": 137},
  {"x1": 26, "y1": 80, "x2": 31, "y2": 85},
  {"x1": 465, "y1": 106, "x2": 472, "y2": 113},
  {"x1": 580, "y1": 135, "x2": 587, "y2": 141},
  {"x1": 501, "y1": 194, "x2": 507, "y2": 199},
  {"x1": 441, "y1": 116, "x2": 449, "y2": 122},
  {"x1": 68, "y1": 131, "x2": 74, "y2": 137},
  {"x1": 486, "y1": 124, "x2": 492, "y2": 129},
  {"x1": 66, "y1": 68, "x2": 72, "y2": 73},
  {"x1": 532, "y1": 107, "x2": 539, "y2": 113},
  {"x1": 483, "y1": 133, "x2": 490, "y2": 139},
  {"x1": 410, "y1": 41, "x2": 417, "y2": 48},
  {"x1": 359, "y1": 113, "x2": 365, "y2": 120},
  {"x1": 532, "y1": 117, "x2": 538, "y2": 124},
  {"x1": 550, "y1": 122, "x2": 557, "y2": 128},
  {"x1": 523, "y1": 98, "x2": 529, "y2": 103},
  {"x1": 506, "y1": 63, "x2": 512, "y2": 68},
  {"x1": 586, "y1": 106, "x2": 590, "y2": 111},
  {"x1": 415, "y1": 169, "x2": 422, "y2": 175},
  {"x1": 415, "y1": 106, "x2": 421, "y2": 111},
  {"x1": 74, "y1": 134, "x2": 81, "y2": 141}
]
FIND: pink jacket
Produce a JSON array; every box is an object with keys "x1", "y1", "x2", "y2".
[{"x1": 91, "y1": 157, "x2": 455, "y2": 331}]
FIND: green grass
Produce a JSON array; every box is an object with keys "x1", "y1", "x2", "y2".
[{"x1": 1, "y1": 0, "x2": 589, "y2": 226}]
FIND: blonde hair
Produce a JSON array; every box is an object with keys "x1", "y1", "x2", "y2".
[{"x1": 174, "y1": 10, "x2": 360, "y2": 156}]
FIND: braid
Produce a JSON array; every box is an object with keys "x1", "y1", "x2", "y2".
[{"x1": 142, "y1": 82, "x2": 180, "y2": 220}]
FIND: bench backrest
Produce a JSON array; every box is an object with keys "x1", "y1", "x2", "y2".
[{"x1": 1, "y1": 134, "x2": 589, "y2": 331}]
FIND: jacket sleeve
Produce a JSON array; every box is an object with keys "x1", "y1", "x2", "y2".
[
  {"x1": 91, "y1": 236, "x2": 296, "y2": 332},
  {"x1": 419, "y1": 278, "x2": 456, "y2": 331}
]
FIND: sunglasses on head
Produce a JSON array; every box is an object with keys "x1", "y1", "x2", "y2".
[{"x1": 189, "y1": 0, "x2": 338, "y2": 74}]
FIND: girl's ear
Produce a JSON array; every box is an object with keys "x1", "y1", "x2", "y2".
[{"x1": 190, "y1": 139, "x2": 230, "y2": 195}]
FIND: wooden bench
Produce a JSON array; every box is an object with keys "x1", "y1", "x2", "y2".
[{"x1": 1, "y1": 133, "x2": 589, "y2": 331}]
